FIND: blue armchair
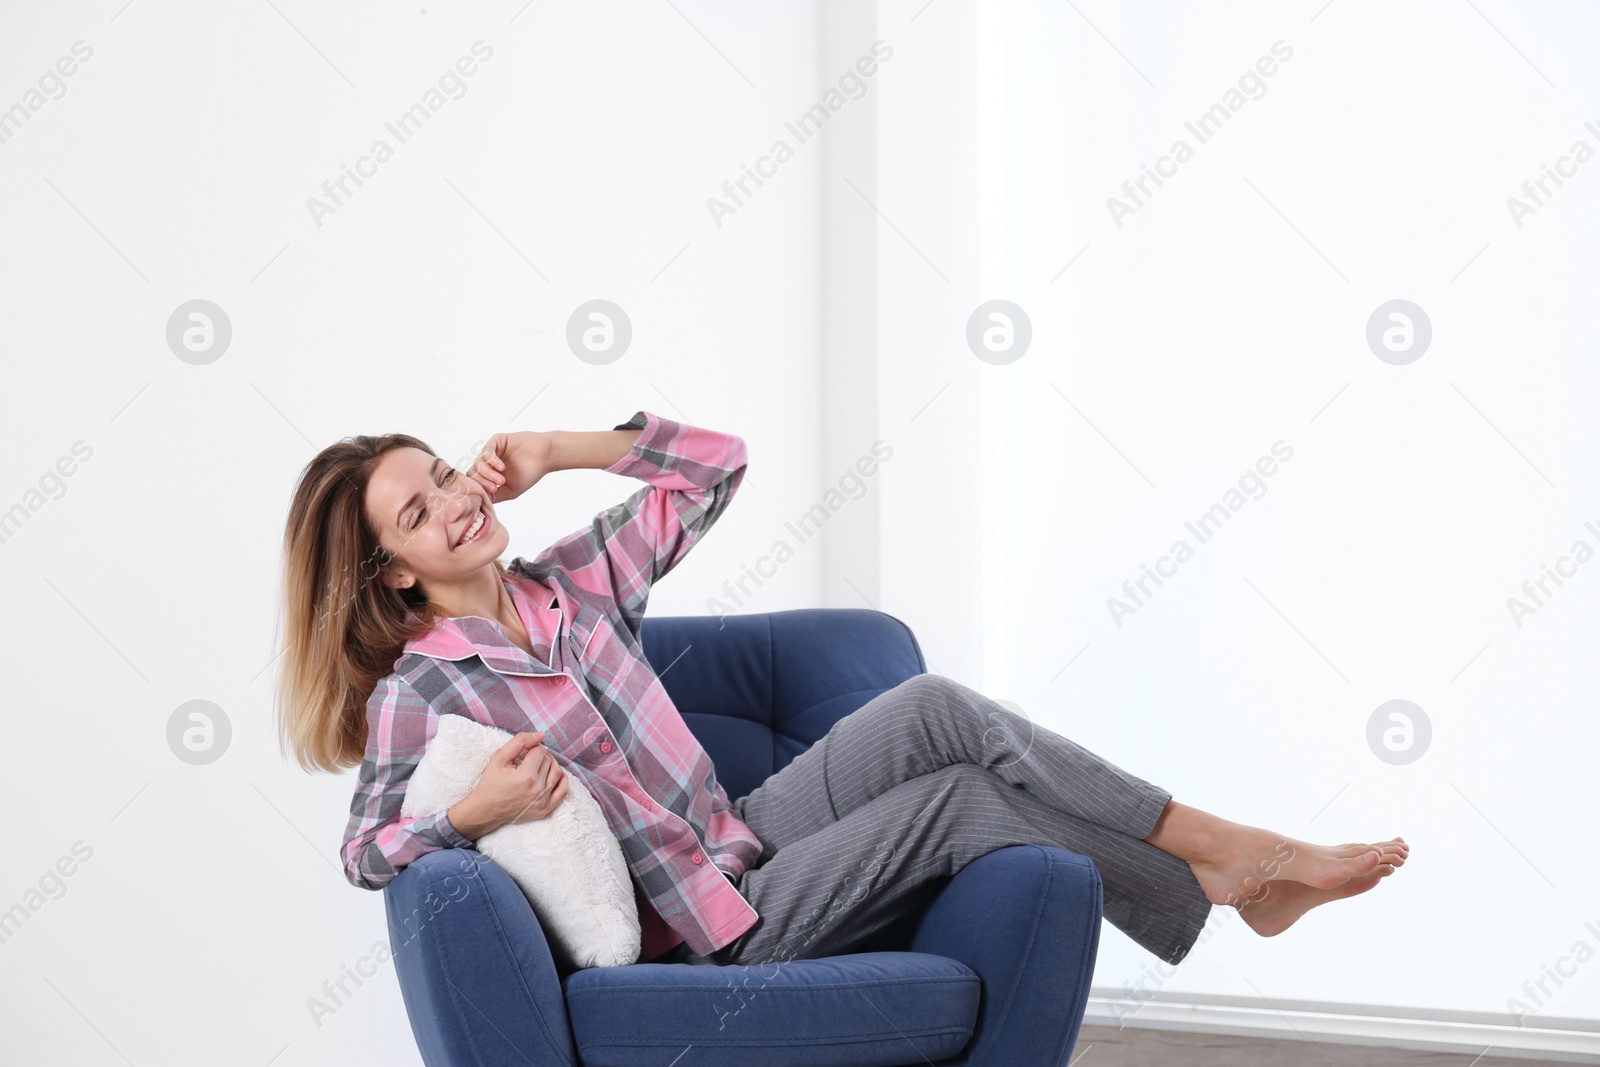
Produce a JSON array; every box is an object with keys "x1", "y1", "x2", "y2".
[{"x1": 384, "y1": 608, "x2": 1103, "y2": 1066}]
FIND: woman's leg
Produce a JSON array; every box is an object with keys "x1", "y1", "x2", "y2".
[
  {"x1": 736, "y1": 674, "x2": 1170, "y2": 853},
  {"x1": 714, "y1": 761, "x2": 1212, "y2": 967},
  {"x1": 732, "y1": 673, "x2": 1404, "y2": 960},
  {"x1": 733, "y1": 674, "x2": 1212, "y2": 963}
]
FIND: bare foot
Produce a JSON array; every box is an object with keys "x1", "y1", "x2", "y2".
[
  {"x1": 1230, "y1": 861, "x2": 1398, "y2": 937},
  {"x1": 1142, "y1": 803, "x2": 1410, "y2": 906},
  {"x1": 1190, "y1": 831, "x2": 1408, "y2": 906}
]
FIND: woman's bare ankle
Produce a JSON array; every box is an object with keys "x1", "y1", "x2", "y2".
[{"x1": 1144, "y1": 800, "x2": 1224, "y2": 863}]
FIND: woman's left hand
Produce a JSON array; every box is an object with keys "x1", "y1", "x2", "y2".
[{"x1": 469, "y1": 431, "x2": 555, "y2": 504}]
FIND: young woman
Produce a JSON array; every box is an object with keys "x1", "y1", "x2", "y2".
[{"x1": 276, "y1": 409, "x2": 1407, "y2": 970}]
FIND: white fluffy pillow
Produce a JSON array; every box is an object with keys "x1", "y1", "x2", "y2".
[{"x1": 400, "y1": 714, "x2": 641, "y2": 969}]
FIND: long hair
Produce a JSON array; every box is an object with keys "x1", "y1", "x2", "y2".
[{"x1": 274, "y1": 433, "x2": 507, "y2": 773}]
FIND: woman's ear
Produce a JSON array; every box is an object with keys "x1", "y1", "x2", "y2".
[{"x1": 378, "y1": 561, "x2": 416, "y2": 591}]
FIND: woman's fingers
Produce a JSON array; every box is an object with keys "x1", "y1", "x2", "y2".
[
  {"x1": 501, "y1": 731, "x2": 543, "y2": 766},
  {"x1": 472, "y1": 457, "x2": 503, "y2": 497},
  {"x1": 470, "y1": 437, "x2": 505, "y2": 491},
  {"x1": 539, "y1": 761, "x2": 565, "y2": 815}
]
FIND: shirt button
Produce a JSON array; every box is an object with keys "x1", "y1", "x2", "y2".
[
  {"x1": 691, "y1": 851, "x2": 704, "y2": 864},
  {"x1": 599, "y1": 741, "x2": 612, "y2": 753}
]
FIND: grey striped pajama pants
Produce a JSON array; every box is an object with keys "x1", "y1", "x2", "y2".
[{"x1": 660, "y1": 673, "x2": 1214, "y2": 969}]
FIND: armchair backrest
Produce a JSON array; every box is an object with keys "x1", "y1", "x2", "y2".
[{"x1": 637, "y1": 608, "x2": 928, "y2": 802}]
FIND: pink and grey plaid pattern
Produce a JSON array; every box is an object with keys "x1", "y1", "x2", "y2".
[{"x1": 340, "y1": 409, "x2": 762, "y2": 959}]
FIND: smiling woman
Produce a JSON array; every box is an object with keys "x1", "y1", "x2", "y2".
[
  {"x1": 361, "y1": 445, "x2": 513, "y2": 621},
  {"x1": 277, "y1": 409, "x2": 1410, "y2": 986},
  {"x1": 272, "y1": 419, "x2": 640, "y2": 778},
  {"x1": 273, "y1": 430, "x2": 492, "y2": 777}
]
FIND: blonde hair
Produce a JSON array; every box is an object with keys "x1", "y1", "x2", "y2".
[{"x1": 274, "y1": 432, "x2": 507, "y2": 773}]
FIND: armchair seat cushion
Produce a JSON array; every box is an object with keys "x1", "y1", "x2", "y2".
[{"x1": 563, "y1": 950, "x2": 982, "y2": 1067}]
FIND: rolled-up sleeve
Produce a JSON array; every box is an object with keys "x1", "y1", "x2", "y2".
[
  {"x1": 510, "y1": 410, "x2": 747, "y2": 633},
  {"x1": 340, "y1": 673, "x2": 475, "y2": 890}
]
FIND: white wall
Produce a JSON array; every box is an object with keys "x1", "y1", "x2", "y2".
[
  {"x1": 0, "y1": 2, "x2": 824, "y2": 1064},
  {"x1": 847, "y1": 0, "x2": 1600, "y2": 1056}
]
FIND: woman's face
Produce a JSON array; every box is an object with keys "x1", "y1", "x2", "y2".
[{"x1": 363, "y1": 446, "x2": 507, "y2": 590}]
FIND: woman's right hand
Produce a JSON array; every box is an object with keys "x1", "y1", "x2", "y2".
[
  {"x1": 470, "y1": 731, "x2": 570, "y2": 832},
  {"x1": 469, "y1": 431, "x2": 555, "y2": 505}
]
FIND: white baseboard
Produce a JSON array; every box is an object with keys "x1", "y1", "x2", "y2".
[{"x1": 1083, "y1": 988, "x2": 1600, "y2": 1064}]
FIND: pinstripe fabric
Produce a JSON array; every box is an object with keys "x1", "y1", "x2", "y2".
[
  {"x1": 340, "y1": 409, "x2": 763, "y2": 959},
  {"x1": 659, "y1": 673, "x2": 1213, "y2": 968}
]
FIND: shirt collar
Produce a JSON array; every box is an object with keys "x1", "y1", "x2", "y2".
[{"x1": 401, "y1": 571, "x2": 565, "y2": 674}]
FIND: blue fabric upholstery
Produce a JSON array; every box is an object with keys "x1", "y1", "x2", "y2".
[
  {"x1": 386, "y1": 608, "x2": 1103, "y2": 1066},
  {"x1": 566, "y1": 951, "x2": 981, "y2": 1066},
  {"x1": 636, "y1": 608, "x2": 931, "y2": 803}
]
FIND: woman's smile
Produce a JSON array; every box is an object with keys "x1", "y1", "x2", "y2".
[{"x1": 457, "y1": 504, "x2": 492, "y2": 547}]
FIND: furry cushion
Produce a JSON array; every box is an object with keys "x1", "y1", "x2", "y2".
[{"x1": 400, "y1": 713, "x2": 641, "y2": 968}]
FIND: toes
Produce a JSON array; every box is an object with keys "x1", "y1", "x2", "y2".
[
  {"x1": 1349, "y1": 838, "x2": 1409, "y2": 862},
  {"x1": 1291, "y1": 840, "x2": 1406, "y2": 890},
  {"x1": 1328, "y1": 849, "x2": 1382, "y2": 887},
  {"x1": 1346, "y1": 864, "x2": 1395, "y2": 895},
  {"x1": 1359, "y1": 864, "x2": 1396, "y2": 888},
  {"x1": 1337, "y1": 839, "x2": 1408, "y2": 859}
]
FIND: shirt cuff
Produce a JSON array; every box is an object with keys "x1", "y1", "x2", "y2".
[
  {"x1": 436, "y1": 807, "x2": 476, "y2": 849},
  {"x1": 603, "y1": 410, "x2": 665, "y2": 475}
]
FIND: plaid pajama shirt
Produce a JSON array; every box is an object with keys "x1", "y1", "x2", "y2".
[{"x1": 340, "y1": 408, "x2": 761, "y2": 960}]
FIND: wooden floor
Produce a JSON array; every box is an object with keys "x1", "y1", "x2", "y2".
[{"x1": 1072, "y1": 1025, "x2": 1562, "y2": 1066}]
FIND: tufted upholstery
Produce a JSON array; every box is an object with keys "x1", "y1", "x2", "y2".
[{"x1": 635, "y1": 607, "x2": 930, "y2": 803}]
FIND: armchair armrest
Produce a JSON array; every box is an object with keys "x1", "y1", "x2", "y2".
[
  {"x1": 386, "y1": 849, "x2": 582, "y2": 1067},
  {"x1": 906, "y1": 845, "x2": 1102, "y2": 1067}
]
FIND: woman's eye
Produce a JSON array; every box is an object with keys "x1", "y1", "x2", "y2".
[{"x1": 411, "y1": 470, "x2": 457, "y2": 529}]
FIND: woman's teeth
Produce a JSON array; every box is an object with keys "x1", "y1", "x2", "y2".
[{"x1": 459, "y1": 509, "x2": 487, "y2": 545}]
